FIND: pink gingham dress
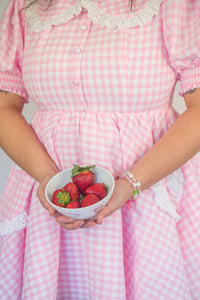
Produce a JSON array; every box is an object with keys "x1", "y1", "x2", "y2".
[{"x1": 0, "y1": 0, "x2": 200, "y2": 299}]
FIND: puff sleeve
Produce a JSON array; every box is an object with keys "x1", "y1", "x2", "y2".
[
  {"x1": 162, "y1": 0, "x2": 200, "y2": 96},
  {"x1": 0, "y1": 0, "x2": 28, "y2": 101}
]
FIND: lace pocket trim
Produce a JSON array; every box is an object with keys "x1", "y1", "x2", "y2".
[
  {"x1": 151, "y1": 169, "x2": 184, "y2": 222},
  {"x1": 25, "y1": 0, "x2": 164, "y2": 33},
  {"x1": 0, "y1": 212, "x2": 28, "y2": 237}
]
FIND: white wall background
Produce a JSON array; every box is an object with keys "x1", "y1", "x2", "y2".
[{"x1": 0, "y1": 0, "x2": 186, "y2": 197}]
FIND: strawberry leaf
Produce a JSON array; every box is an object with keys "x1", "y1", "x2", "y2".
[
  {"x1": 71, "y1": 164, "x2": 96, "y2": 177},
  {"x1": 56, "y1": 192, "x2": 63, "y2": 199},
  {"x1": 103, "y1": 183, "x2": 109, "y2": 194},
  {"x1": 57, "y1": 189, "x2": 71, "y2": 206}
]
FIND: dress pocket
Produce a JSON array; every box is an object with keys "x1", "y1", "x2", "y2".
[
  {"x1": 150, "y1": 168, "x2": 184, "y2": 221},
  {"x1": 0, "y1": 163, "x2": 35, "y2": 236}
]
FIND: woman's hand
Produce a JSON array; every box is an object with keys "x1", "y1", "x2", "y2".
[
  {"x1": 95, "y1": 178, "x2": 133, "y2": 225},
  {"x1": 37, "y1": 171, "x2": 59, "y2": 217},
  {"x1": 38, "y1": 175, "x2": 133, "y2": 230},
  {"x1": 56, "y1": 178, "x2": 132, "y2": 229},
  {"x1": 55, "y1": 215, "x2": 96, "y2": 230},
  {"x1": 37, "y1": 171, "x2": 97, "y2": 230}
]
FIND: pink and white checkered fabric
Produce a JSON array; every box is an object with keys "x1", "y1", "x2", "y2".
[{"x1": 0, "y1": 0, "x2": 200, "y2": 299}]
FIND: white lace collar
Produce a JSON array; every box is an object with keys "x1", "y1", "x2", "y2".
[{"x1": 25, "y1": 0, "x2": 164, "y2": 33}]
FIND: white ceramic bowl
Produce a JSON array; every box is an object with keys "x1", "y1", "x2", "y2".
[{"x1": 45, "y1": 166, "x2": 115, "y2": 220}]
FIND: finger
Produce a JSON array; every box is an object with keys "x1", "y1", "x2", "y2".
[
  {"x1": 95, "y1": 195, "x2": 120, "y2": 224},
  {"x1": 56, "y1": 215, "x2": 76, "y2": 224},
  {"x1": 43, "y1": 200, "x2": 56, "y2": 217},
  {"x1": 53, "y1": 211, "x2": 62, "y2": 218},
  {"x1": 95, "y1": 206, "x2": 111, "y2": 225},
  {"x1": 37, "y1": 187, "x2": 56, "y2": 216},
  {"x1": 81, "y1": 219, "x2": 96, "y2": 228},
  {"x1": 57, "y1": 219, "x2": 85, "y2": 230}
]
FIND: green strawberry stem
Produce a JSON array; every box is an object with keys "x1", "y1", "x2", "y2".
[
  {"x1": 56, "y1": 189, "x2": 71, "y2": 206},
  {"x1": 71, "y1": 164, "x2": 96, "y2": 177},
  {"x1": 103, "y1": 183, "x2": 109, "y2": 193}
]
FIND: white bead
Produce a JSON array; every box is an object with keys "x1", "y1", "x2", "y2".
[
  {"x1": 74, "y1": 48, "x2": 82, "y2": 54},
  {"x1": 73, "y1": 80, "x2": 80, "y2": 86},
  {"x1": 81, "y1": 24, "x2": 87, "y2": 30}
]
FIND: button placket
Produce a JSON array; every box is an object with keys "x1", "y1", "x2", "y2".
[{"x1": 72, "y1": 18, "x2": 91, "y2": 111}]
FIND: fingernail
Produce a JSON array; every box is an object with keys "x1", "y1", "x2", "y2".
[
  {"x1": 79, "y1": 221, "x2": 85, "y2": 227},
  {"x1": 98, "y1": 215, "x2": 104, "y2": 224},
  {"x1": 49, "y1": 210, "x2": 54, "y2": 217}
]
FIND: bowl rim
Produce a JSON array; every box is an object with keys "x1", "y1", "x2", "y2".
[{"x1": 45, "y1": 166, "x2": 115, "y2": 212}]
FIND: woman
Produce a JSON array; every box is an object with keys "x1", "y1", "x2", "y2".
[{"x1": 0, "y1": 0, "x2": 200, "y2": 299}]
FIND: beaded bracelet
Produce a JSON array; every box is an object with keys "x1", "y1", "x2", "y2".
[{"x1": 120, "y1": 170, "x2": 142, "y2": 209}]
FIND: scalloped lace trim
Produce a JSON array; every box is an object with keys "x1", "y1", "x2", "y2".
[
  {"x1": 179, "y1": 84, "x2": 200, "y2": 97},
  {"x1": 25, "y1": 0, "x2": 164, "y2": 33},
  {"x1": 0, "y1": 212, "x2": 28, "y2": 237},
  {"x1": 150, "y1": 169, "x2": 183, "y2": 222}
]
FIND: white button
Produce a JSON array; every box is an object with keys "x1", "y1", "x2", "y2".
[
  {"x1": 74, "y1": 48, "x2": 82, "y2": 54},
  {"x1": 81, "y1": 24, "x2": 87, "y2": 31},
  {"x1": 73, "y1": 80, "x2": 80, "y2": 86}
]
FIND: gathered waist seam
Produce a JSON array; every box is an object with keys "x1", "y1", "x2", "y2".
[{"x1": 33, "y1": 105, "x2": 173, "y2": 116}]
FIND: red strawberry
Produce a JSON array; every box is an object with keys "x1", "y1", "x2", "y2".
[
  {"x1": 63, "y1": 182, "x2": 80, "y2": 201},
  {"x1": 66, "y1": 200, "x2": 81, "y2": 209},
  {"x1": 81, "y1": 194, "x2": 100, "y2": 207},
  {"x1": 71, "y1": 164, "x2": 95, "y2": 195},
  {"x1": 52, "y1": 188, "x2": 71, "y2": 207},
  {"x1": 84, "y1": 183, "x2": 108, "y2": 200}
]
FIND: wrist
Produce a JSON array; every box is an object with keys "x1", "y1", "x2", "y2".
[
  {"x1": 119, "y1": 170, "x2": 142, "y2": 200},
  {"x1": 37, "y1": 165, "x2": 60, "y2": 184},
  {"x1": 119, "y1": 178, "x2": 134, "y2": 200}
]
